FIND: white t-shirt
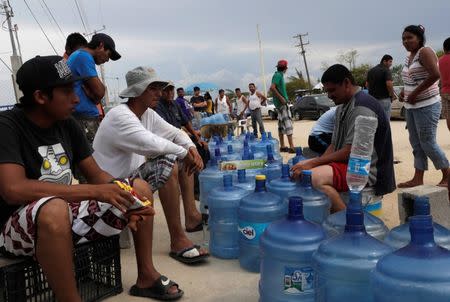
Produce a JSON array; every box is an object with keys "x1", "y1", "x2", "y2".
[
  {"x1": 216, "y1": 95, "x2": 229, "y2": 114},
  {"x1": 93, "y1": 104, "x2": 194, "y2": 178},
  {"x1": 236, "y1": 96, "x2": 247, "y2": 115},
  {"x1": 248, "y1": 92, "x2": 262, "y2": 110}
]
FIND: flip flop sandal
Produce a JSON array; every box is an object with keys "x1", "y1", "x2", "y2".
[
  {"x1": 129, "y1": 275, "x2": 184, "y2": 301},
  {"x1": 169, "y1": 246, "x2": 210, "y2": 265},
  {"x1": 280, "y1": 147, "x2": 289, "y2": 152},
  {"x1": 186, "y1": 222, "x2": 204, "y2": 233}
]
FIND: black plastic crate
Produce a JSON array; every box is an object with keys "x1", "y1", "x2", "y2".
[{"x1": 0, "y1": 235, "x2": 123, "y2": 302}]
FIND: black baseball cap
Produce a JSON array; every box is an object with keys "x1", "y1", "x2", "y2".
[
  {"x1": 16, "y1": 55, "x2": 83, "y2": 94},
  {"x1": 90, "y1": 33, "x2": 121, "y2": 61}
]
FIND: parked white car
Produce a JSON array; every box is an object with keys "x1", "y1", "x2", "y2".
[{"x1": 260, "y1": 98, "x2": 278, "y2": 119}]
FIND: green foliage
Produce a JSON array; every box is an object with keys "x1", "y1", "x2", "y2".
[
  {"x1": 286, "y1": 75, "x2": 308, "y2": 101},
  {"x1": 392, "y1": 64, "x2": 404, "y2": 86},
  {"x1": 351, "y1": 64, "x2": 372, "y2": 87},
  {"x1": 437, "y1": 50, "x2": 445, "y2": 58}
]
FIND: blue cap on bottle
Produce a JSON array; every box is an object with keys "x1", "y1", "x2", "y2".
[{"x1": 414, "y1": 196, "x2": 430, "y2": 216}]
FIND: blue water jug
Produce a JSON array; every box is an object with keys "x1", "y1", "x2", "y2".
[
  {"x1": 371, "y1": 215, "x2": 450, "y2": 302},
  {"x1": 287, "y1": 170, "x2": 330, "y2": 224},
  {"x1": 287, "y1": 147, "x2": 307, "y2": 167},
  {"x1": 253, "y1": 132, "x2": 271, "y2": 154},
  {"x1": 208, "y1": 174, "x2": 249, "y2": 259},
  {"x1": 313, "y1": 191, "x2": 393, "y2": 301},
  {"x1": 267, "y1": 164, "x2": 299, "y2": 201},
  {"x1": 209, "y1": 138, "x2": 227, "y2": 160},
  {"x1": 384, "y1": 196, "x2": 450, "y2": 250},
  {"x1": 242, "y1": 140, "x2": 255, "y2": 160},
  {"x1": 199, "y1": 154, "x2": 229, "y2": 214},
  {"x1": 238, "y1": 175, "x2": 287, "y2": 272},
  {"x1": 267, "y1": 132, "x2": 280, "y2": 152},
  {"x1": 225, "y1": 133, "x2": 243, "y2": 154},
  {"x1": 322, "y1": 192, "x2": 388, "y2": 240},
  {"x1": 234, "y1": 169, "x2": 255, "y2": 194},
  {"x1": 251, "y1": 145, "x2": 266, "y2": 160},
  {"x1": 259, "y1": 196, "x2": 326, "y2": 302},
  {"x1": 263, "y1": 145, "x2": 282, "y2": 182},
  {"x1": 224, "y1": 145, "x2": 241, "y2": 161}
]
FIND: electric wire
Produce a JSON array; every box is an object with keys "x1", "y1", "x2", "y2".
[{"x1": 23, "y1": 0, "x2": 58, "y2": 54}]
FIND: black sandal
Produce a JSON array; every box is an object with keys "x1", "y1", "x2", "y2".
[
  {"x1": 280, "y1": 147, "x2": 289, "y2": 152},
  {"x1": 129, "y1": 275, "x2": 184, "y2": 301}
]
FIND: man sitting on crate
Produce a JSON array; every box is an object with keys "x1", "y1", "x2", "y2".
[
  {"x1": 93, "y1": 67, "x2": 209, "y2": 264},
  {"x1": 291, "y1": 64, "x2": 396, "y2": 213},
  {"x1": 0, "y1": 56, "x2": 184, "y2": 301}
]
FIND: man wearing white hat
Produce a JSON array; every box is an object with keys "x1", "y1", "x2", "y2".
[{"x1": 93, "y1": 67, "x2": 209, "y2": 266}]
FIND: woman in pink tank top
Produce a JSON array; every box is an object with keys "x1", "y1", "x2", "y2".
[{"x1": 398, "y1": 25, "x2": 449, "y2": 188}]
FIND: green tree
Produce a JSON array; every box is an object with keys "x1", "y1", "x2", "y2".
[
  {"x1": 437, "y1": 50, "x2": 444, "y2": 58},
  {"x1": 392, "y1": 64, "x2": 403, "y2": 86},
  {"x1": 351, "y1": 63, "x2": 372, "y2": 87},
  {"x1": 285, "y1": 68, "x2": 308, "y2": 101}
]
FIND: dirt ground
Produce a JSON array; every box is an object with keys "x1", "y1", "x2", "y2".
[{"x1": 265, "y1": 118, "x2": 450, "y2": 228}]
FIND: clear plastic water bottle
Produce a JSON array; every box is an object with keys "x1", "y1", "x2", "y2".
[
  {"x1": 384, "y1": 196, "x2": 450, "y2": 250},
  {"x1": 371, "y1": 215, "x2": 450, "y2": 302},
  {"x1": 259, "y1": 196, "x2": 326, "y2": 301},
  {"x1": 346, "y1": 116, "x2": 378, "y2": 192},
  {"x1": 208, "y1": 174, "x2": 249, "y2": 259}
]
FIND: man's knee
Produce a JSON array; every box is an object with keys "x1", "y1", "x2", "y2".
[
  {"x1": 37, "y1": 198, "x2": 71, "y2": 235},
  {"x1": 132, "y1": 178, "x2": 153, "y2": 201}
]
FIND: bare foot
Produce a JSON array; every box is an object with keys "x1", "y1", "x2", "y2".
[
  {"x1": 398, "y1": 179, "x2": 423, "y2": 188},
  {"x1": 170, "y1": 237, "x2": 208, "y2": 256}
]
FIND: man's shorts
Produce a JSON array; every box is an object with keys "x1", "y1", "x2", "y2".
[
  {"x1": 441, "y1": 93, "x2": 450, "y2": 119},
  {"x1": 0, "y1": 197, "x2": 127, "y2": 257},
  {"x1": 130, "y1": 155, "x2": 177, "y2": 192},
  {"x1": 277, "y1": 105, "x2": 293, "y2": 136},
  {"x1": 329, "y1": 162, "x2": 349, "y2": 192}
]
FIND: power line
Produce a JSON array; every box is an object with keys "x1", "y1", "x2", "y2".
[
  {"x1": 73, "y1": 0, "x2": 88, "y2": 34},
  {"x1": 37, "y1": 0, "x2": 64, "y2": 45},
  {"x1": 41, "y1": 0, "x2": 65, "y2": 38},
  {"x1": 23, "y1": 0, "x2": 58, "y2": 54}
]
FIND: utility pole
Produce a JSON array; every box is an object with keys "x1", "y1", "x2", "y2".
[
  {"x1": 84, "y1": 25, "x2": 110, "y2": 106},
  {"x1": 293, "y1": 33, "x2": 312, "y2": 90},
  {"x1": 2, "y1": 0, "x2": 22, "y2": 102},
  {"x1": 256, "y1": 24, "x2": 267, "y2": 97}
]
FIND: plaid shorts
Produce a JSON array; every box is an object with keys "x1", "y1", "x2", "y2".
[
  {"x1": 0, "y1": 197, "x2": 127, "y2": 257},
  {"x1": 130, "y1": 155, "x2": 177, "y2": 192},
  {"x1": 277, "y1": 105, "x2": 293, "y2": 135},
  {"x1": 441, "y1": 93, "x2": 450, "y2": 119}
]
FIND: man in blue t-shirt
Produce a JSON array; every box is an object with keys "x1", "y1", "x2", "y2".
[{"x1": 67, "y1": 33, "x2": 121, "y2": 145}]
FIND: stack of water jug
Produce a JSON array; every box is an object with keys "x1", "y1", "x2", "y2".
[{"x1": 200, "y1": 119, "x2": 450, "y2": 302}]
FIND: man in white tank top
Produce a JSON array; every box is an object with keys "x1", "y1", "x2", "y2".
[
  {"x1": 248, "y1": 83, "x2": 267, "y2": 137},
  {"x1": 214, "y1": 89, "x2": 232, "y2": 115}
]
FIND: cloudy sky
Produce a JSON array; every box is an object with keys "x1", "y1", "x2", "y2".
[{"x1": 0, "y1": 0, "x2": 449, "y2": 105}]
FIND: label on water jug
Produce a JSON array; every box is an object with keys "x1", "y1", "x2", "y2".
[
  {"x1": 283, "y1": 267, "x2": 314, "y2": 294},
  {"x1": 238, "y1": 222, "x2": 269, "y2": 242},
  {"x1": 347, "y1": 156, "x2": 371, "y2": 176}
]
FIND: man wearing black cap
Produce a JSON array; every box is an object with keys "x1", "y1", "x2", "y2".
[
  {"x1": 0, "y1": 56, "x2": 183, "y2": 301},
  {"x1": 67, "y1": 33, "x2": 121, "y2": 146}
]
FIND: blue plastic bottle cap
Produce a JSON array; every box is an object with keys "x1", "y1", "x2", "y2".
[
  {"x1": 414, "y1": 196, "x2": 430, "y2": 216},
  {"x1": 296, "y1": 147, "x2": 303, "y2": 156},
  {"x1": 288, "y1": 196, "x2": 304, "y2": 219},
  {"x1": 237, "y1": 169, "x2": 246, "y2": 180}
]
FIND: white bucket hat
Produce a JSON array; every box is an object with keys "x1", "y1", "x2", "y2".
[{"x1": 119, "y1": 66, "x2": 168, "y2": 98}]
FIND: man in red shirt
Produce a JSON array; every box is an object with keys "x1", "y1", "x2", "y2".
[{"x1": 439, "y1": 37, "x2": 450, "y2": 131}]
